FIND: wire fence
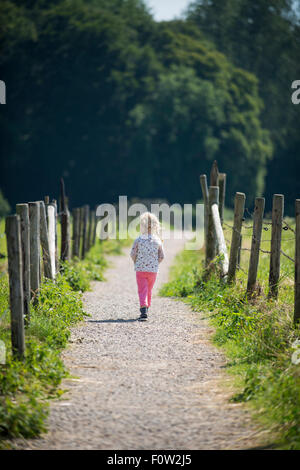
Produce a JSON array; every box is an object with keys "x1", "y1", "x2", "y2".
[
  {"x1": 200, "y1": 161, "x2": 300, "y2": 325},
  {"x1": 3, "y1": 180, "x2": 99, "y2": 358}
]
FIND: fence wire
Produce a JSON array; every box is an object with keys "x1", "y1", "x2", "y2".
[{"x1": 222, "y1": 210, "x2": 296, "y2": 280}]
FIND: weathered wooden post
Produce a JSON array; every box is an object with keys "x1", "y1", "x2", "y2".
[
  {"x1": 51, "y1": 199, "x2": 59, "y2": 272},
  {"x1": 200, "y1": 175, "x2": 209, "y2": 264},
  {"x1": 47, "y1": 204, "x2": 56, "y2": 279},
  {"x1": 210, "y1": 160, "x2": 219, "y2": 187},
  {"x1": 87, "y1": 209, "x2": 93, "y2": 252},
  {"x1": 294, "y1": 199, "x2": 300, "y2": 324},
  {"x1": 60, "y1": 178, "x2": 66, "y2": 213},
  {"x1": 81, "y1": 205, "x2": 89, "y2": 259},
  {"x1": 44, "y1": 196, "x2": 50, "y2": 226},
  {"x1": 16, "y1": 204, "x2": 31, "y2": 324},
  {"x1": 40, "y1": 201, "x2": 53, "y2": 279},
  {"x1": 78, "y1": 206, "x2": 84, "y2": 255},
  {"x1": 247, "y1": 197, "x2": 265, "y2": 295},
  {"x1": 60, "y1": 179, "x2": 70, "y2": 262},
  {"x1": 85, "y1": 205, "x2": 90, "y2": 254},
  {"x1": 237, "y1": 234, "x2": 242, "y2": 269},
  {"x1": 228, "y1": 192, "x2": 246, "y2": 283},
  {"x1": 206, "y1": 186, "x2": 219, "y2": 269},
  {"x1": 218, "y1": 173, "x2": 226, "y2": 226},
  {"x1": 268, "y1": 194, "x2": 284, "y2": 299},
  {"x1": 93, "y1": 206, "x2": 98, "y2": 245},
  {"x1": 72, "y1": 208, "x2": 81, "y2": 258},
  {"x1": 90, "y1": 210, "x2": 96, "y2": 249},
  {"x1": 5, "y1": 215, "x2": 25, "y2": 358},
  {"x1": 61, "y1": 210, "x2": 70, "y2": 262},
  {"x1": 29, "y1": 202, "x2": 40, "y2": 300}
]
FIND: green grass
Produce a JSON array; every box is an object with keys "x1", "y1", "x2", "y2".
[
  {"x1": 0, "y1": 236, "x2": 126, "y2": 447},
  {"x1": 159, "y1": 219, "x2": 300, "y2": 450}
]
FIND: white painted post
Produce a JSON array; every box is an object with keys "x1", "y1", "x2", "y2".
[{"x1": 211, "y1": 203, "x2": 229, "y2": 279}]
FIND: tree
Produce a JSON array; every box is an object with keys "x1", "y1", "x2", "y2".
[{"x1": 187, "y1": 0, "x2": 300, "y2": 212}]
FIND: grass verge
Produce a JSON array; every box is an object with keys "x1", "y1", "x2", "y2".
[
  {"x1": 159, "y1": 223, "x2": 300, "y2": 450},
  {"x1": 0, "y1": 237, "x2": 128, "y2": 448}
]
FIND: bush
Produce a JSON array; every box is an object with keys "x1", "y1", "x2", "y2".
[{"x1": 27, "y1": 275, "x2": 87, "y2": 348}]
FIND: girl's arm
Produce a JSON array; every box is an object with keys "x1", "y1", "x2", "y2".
[
  {"x1": 158, "y1": 243, "x2": 164, "y2": 263},
  {"x1": 130, "y1": 239, "x2": 138, "y2": 263}
]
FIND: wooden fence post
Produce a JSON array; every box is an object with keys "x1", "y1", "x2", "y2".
[
  {"x1": 200, "y1": 175, "x2": 209, "y2": 263},
  {"x1": 228, "y1": 192, "x2": 246, "y2": 283},
  {"x1": 44, "y1": 196, "x2": 50, "y2": 226},
  {"x1": 92, "y1": 207, "x2": 98, "y2": 246},
  {"x1": 61, "y1": 210, "x2": 70, "y2": 262},
  {"x1": 81, "y1": 205, "x2": 89, "y2": 259},
  {"x1": 294, "y1": 199, "x2": 300, "y2": 324},
  {"x1": 218, "y1": 173, "x2": 226, "y2": 226},
  {"x1": 237, "y1": 234, "x2": 242, "y2": 269},
  {"x1": 51, "y1": 199, "x2": 59, "y2": 272},
  {"x1": 79, "y1": 206, "x2": 84, "y2": 255},
  {"x1": 60, "y1": 178, "x2": 70, "y2": 263},
  {"x1": 47, "y1": 204, "x2": 56, "y2": 279},
  {"x1": 268, "y1": 194, "x2": 284, "y2": 299},
  {"x1": 16, "y1": 204, "x2": 31, "y2": 324},
  {"x1": 210, "y1": 160, "x2": 219, "y2": 187},
  {"x1": 87, "y1": 209, "x2": 93, "y2": 252},
  {"x1": 5, "y1": 215, "x2": 25, "y2": 358},
  {"x1": 90, "y1": 210, "x2": 95, "y2": 249},
  {"x1": 247, "y1": 197, "x2": 265, "y2": 295},
  {"x1": 206, "y1": 186, "x2": 219, "y2": 268},
  {"x1": 85, "y1": 206, "x2": 90, "y2": 254},
  {"x1": 29, "y1": 202, "x2": 40, "y2": 300},
  {"x1": 60, "y1": 177, "x2": 66, "y2": 213},
  {"x1": 40, "y1": 201, "x2": 53, "y2": 279},
  {"x1": 211, "y1": 197, "x2": 229, "y2": 279},
  {"x1": 72, "y1": 208, "x2": 81, "y2": 258}
]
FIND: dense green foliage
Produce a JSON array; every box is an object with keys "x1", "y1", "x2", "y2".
[
  {"x1": 160, "y1": 224, "x2": 300, "y2": 449},
  {"x1": 0, "y1": 0, "x2": 274, "y2": 210},
  {"x1": 0, "y1": 191, "x2": 11, "y2": 219},
  {"x1": 187, "y1": 0, "x2": 300, "y2": 212}
]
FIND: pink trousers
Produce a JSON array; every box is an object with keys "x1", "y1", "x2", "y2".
[{"x1": 136, "y1": 271, "x2": 157, "y2": 307}]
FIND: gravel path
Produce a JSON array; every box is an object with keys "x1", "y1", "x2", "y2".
[{"x1": 14, "y1": 237, "x2": 263, "y2": 450}]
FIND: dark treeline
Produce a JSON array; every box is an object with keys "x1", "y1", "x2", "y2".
[{"x1": 0, "y1": 0, "x2": 299, "y2": 213}]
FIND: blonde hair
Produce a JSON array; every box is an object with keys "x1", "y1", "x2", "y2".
[{"x1": 140, "y1": 211, "x2": 161, "y2": 237}]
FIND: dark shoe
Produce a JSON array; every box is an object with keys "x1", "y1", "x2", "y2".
[{"x1": 139, "y1": 306, "x2": 148, "y2": 321}]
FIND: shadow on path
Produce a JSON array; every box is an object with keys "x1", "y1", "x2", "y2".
[{"x1": 87, "y1": 318, "x2": 139, "y2": 324}]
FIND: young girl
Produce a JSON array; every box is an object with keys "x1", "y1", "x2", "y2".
[{"x1": 130, "y1": 212, "x2": 164, "y2": 321}]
